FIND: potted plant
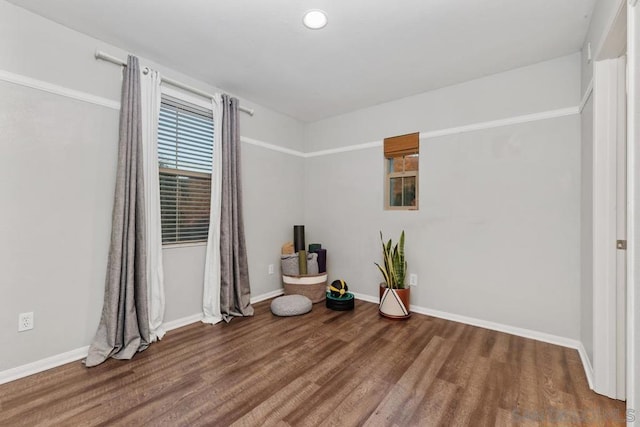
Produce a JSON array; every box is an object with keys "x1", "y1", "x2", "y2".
[{"x1": 375, "y1": 231, "x2": 411, "y2": 319}]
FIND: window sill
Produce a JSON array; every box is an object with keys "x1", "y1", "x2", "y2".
[{"x1": 385, "y1": 205, "x2": 419, "y2": 211}]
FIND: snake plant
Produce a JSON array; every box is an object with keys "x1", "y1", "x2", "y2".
[{"x1": 375, "y1": 231, "x2": 407, "y2": 289}]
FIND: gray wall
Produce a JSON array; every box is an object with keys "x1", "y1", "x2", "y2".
[
  {"x1": 0, "y1": 81, "x2": 117, "y2": 371},
  {"x1": 304, "y1": 54, "x2": 582, "y2": 339},
  {"x1": 0, "y1": 0, "x2": 304, "y2": 371},
  {"x1": 304, "y1": 54, "x2": 579, "y2": 152},
  {"x1": 0, "y1": 0, "x2": 590, "y2": 374}
]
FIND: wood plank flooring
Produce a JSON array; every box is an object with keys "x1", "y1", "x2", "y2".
[{"x1": 0, "y1": 299, "x2": 626, "y2": 426}]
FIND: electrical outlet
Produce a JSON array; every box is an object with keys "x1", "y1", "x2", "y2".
[
  {"x1": 18, "y1": 312, "x2": 34, "y2": 332},
  {"x1": 409, "y1": 274, "x2": 418, "y2": 287},
  {"x1": 268, "y1": 264, "x2": 275, "y2": 275}
]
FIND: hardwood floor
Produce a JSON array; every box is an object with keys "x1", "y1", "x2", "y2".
[{"x1": 0, "y1": 299, "x2": 626, "y2": 426}]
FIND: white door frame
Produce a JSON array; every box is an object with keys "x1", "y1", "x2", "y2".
[
  {"x1": 593, "y1": 56, "x2": 626, "y2": 399},
  {"x1": 627, "y1": 0, "x2": 639, "y2": 423}
]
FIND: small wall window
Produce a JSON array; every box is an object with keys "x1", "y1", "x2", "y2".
[
  {"x1": 158, "y1": 94, "x2": 214, "y2": 244},
  {"x1": 384, "y1": 132, "x2": 419, "y2": 210}
]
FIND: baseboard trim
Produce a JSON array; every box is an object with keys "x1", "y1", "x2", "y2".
[
  {"x1": 351, "y1": 291, "x2": 593, "y2": 389},
  {"x1": 0, "y1": 345, "x2": 90, "y2": 385},
  {"x1": 351, "y1": 292, "x2": 378, "y2": 304},
  {"x1": 0, "y1": 289, "x2": 286, "y2": 385},
  {"x1": 577, "y1": 342, "x2": 595, "y2": 390},
  {"x1": 251, "y1": 288, "x2": 284, "y2": 304},
  {"x1": 163, "y1": 313, "x2": 204, "y2": 332},
  {"x1": 1, "y1": 291, "x2": 594, "y2": 390},
  {"x1": 0, "y1": 311, "x2": 209, "y2": 386}
]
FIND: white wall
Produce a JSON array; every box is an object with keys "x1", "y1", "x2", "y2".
[
  {"x1": 305, "y1": 54, "x2": 579, "y2": 152},
  {"x1": 242, "y1": 144, "x2": 305, "y2": 297},
  {"x1": 0, "y1": 0, "x2": 591, "y2": 376},
  {"x1": 304, "y1": 54, "x2": 582, "y2": 339},
  {"x1": 581, "y1": 93, "x2": 595, "y2": 363},
  {"x1": 0, "y1": 80, "x2": 117, "y2": 372},
  {"x1": 0, "y1": 0, "x2": 304, "y2": 372}
]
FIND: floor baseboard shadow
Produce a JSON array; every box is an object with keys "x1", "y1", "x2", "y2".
[
  {"x1": 0, "y1": 288, "x2": 286, "y2": 385},
  {"x1": 0, "y1": 288, "x2": 594, "y2": 392},
  {"x1": 350, "y1": 291, "x2": 595, "y2": 390}
]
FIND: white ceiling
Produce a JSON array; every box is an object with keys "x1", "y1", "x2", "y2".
[{"x1": 8, "y1": 0, "x2": 596, "y2": 122}]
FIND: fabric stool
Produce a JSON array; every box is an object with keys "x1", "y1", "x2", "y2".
[{"x1": 270, "y1": 295, "x2": 313, "y2": 317}]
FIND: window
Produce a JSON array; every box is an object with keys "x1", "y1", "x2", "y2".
[
  {"x1": 158, "y1": 95, "x2": 214, "y2": 244},
  {"x1": 384, "y1": 132, "x2": 419, "y2": 210}
]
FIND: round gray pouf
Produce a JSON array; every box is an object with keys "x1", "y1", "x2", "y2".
[{"x1": 271, "y1": 295, "x2": 312, "y2": 317}]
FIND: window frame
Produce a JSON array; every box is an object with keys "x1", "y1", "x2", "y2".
[
  {"x1": 158, "y1": 86, "x2": 214, "y2": 247},
  {"x1": 383, "y1": 133, "x2": 420, "y2": 211},
  {"x1": 384, "y1": 157, "x2": 419, "y2": 211}
]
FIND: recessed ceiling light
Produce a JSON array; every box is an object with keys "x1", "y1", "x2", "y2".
[{"x1": 303, "y1": 9, "x2": 328, "y2": 30}]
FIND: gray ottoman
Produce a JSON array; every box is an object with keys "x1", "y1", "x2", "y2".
[{"x1": 270, "y1": 295, "x2": 312, "y2": 317}]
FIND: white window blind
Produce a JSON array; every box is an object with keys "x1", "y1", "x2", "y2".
[{"x1": 158, "y1": 95, "x2": 214, "y2": 244}]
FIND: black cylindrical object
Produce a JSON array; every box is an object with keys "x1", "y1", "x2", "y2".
[
  {"x1": 294, "y1": 225, "x2": 305, "y2": 252},
  {"x1": 326, "y1": 292, "x2": 355, "y2": 311},
  {"x1": 316, "y1": 249, "x2": 327, "y2": 273}
]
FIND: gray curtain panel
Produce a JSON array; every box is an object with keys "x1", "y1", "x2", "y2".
[
  {"x1": 220, "y1": 94, "x2": 254, "y2": 322},
  {"x1": 85, "y1": 55, "x2": 150, "y2": 367}
]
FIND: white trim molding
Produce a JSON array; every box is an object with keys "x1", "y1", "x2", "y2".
[
  {"x1": 0, "y1": 312, "x2": 205, "y2": 385},
  {"x1": 183, "y1": 105, "x2": 578, "y2": 159},
  {"x1": 1, "y1": 67, "x2": 581, "y2": 160},
  {"x1": 578, "y1": 342, "x2": 596, "y2": 390},
  {"x1": 0, "y1": 288, "x2": 286, "y2": 385},
  {"x1": 351, "y1": 292, "x2": 378, "y2": 304},
  {"x1": 304, "y1": 140, "x2": 382, "y2": 158},
  {"x1": 351, "y1": 292, "x2": 593, "y2": 388},
  {"x1": 351, "y1": 292, "x2": 583, "y2": 349},
  {"x1": 580, "y1": 79, "x2": 594, "y2": 113},
  {"x1": 250, "y1": 288, "x2": 285, "y2": 304},
  {"x1": 163, "y1": 313, "x2": 204, "y2": 332},
  {"x1": 0, "y1": 346, "x2": 90, "y2": 386},
  {"x1": 233, "y1": 106, "x2": 579, "y2": 158},
  {"x1": 0, "y1": 69, "x2": 120, "y2": 110},
  {"x1": 241, "y1": 136, "x2": 305, "y2": 158},
  {"x1": 304, "y1": 107, "x2": 579, "y2": 158},
  {"x1": 420, "y1": 107, "x2": 579, "y2": 139}
]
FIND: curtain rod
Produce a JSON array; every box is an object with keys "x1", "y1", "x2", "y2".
[{"x1": 95, "y1": 50, "x2": 255, "y2": 116}]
